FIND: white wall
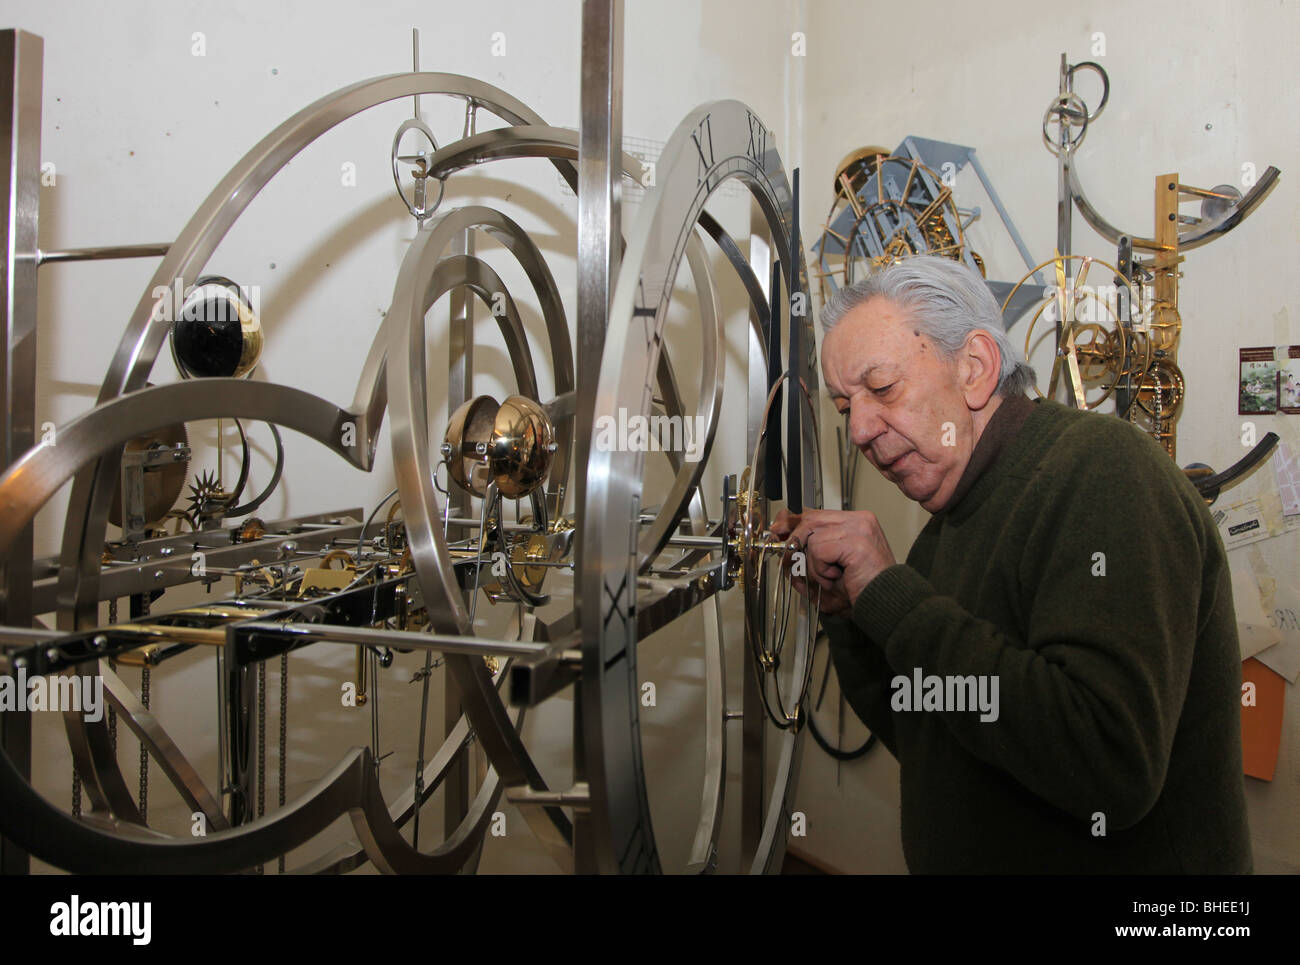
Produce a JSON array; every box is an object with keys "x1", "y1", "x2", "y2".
[{"x1": 798, "y1": 0, "x2": 1300, "y2": 873}]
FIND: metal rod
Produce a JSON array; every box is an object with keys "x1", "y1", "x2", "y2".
[
  {"x1": 239, "y1": 621, "x2": 552, "y2": 660},
  {"x1": 573, "y1": 0, "x2": 624, "y2": 874},
  {"x1": 444, "y1": 516, "x2": 535, "y2": 533},
  {"x1": 967, "y1": 151, "x2": 1044, "y2": 285},
  {"x1": 0, "y1": 27, "x2": 42, "y2": 877},
  {"x1": 444, "y1": 101, "x2": 479, "y2": 838},
  {"x1": 1177, "y1": 183, "x2": 1236, "y2": 200},
  {"x1": 1056, "y1": 53, "x2": 1073, "y2": 280},
  {"x1": 36, "y1": 242, "x2": 170, "y2": 264},
  {"x1": 742, "y1": 200, "x2": 771, "y2": 861},
  {"x1": 411, "y1": 28, "x2": 421, "y2": 120}
]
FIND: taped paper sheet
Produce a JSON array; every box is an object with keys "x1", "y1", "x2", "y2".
[
  {"x1": 1256, "y1": 581, "x2": 1300, "y2": 683},
  {"x1": 1272, "y1": 442, "x2": 1300, "y2": 517},
  {"x1": 1227, "y1": 553, "x2": 1280, "y2": 660}
]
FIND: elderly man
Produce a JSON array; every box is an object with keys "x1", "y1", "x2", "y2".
[{"x1": 774, "y1": 255, "x2": 1250, "y2": 873}]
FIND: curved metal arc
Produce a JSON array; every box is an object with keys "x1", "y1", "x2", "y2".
[
  {"x1": 684, "y1": 488, "x2": 726, "y2": 874},
  {"x1": 352, "y1": 206, "x2": 575, "y2": 507},
  {"x1": 349, "y1": 668, "x2": 532, "y2": 875},
  {"x1": 1068, "y1": 160, "x2": 1280, "y2": 251},
  {"x1": 1, "y1": 723, "x2": 507, "y2": 876},
  {"x1": 296, "y1": 658, "x2": 530, "y2": 875},
  {"x1": 0, "y1": 380, "x2": 361, "y2": 559},
  {"x1": 635, "y1": 230, "x2": 723, "y2": 572},
  {"x1": 5, "y1": 626, "x2": 510, "y2": 875},
  {"x1": 293, "y1": 708, "x2": 473, "y2": 875},
  {"x1": 97, "y1": 661, "x2": 230, "y2": 832},
  {"x1": 619, "y1": 228, "x2": 727, "y2": 862},
  {"x1": 225, "y1": 421, "x2": 286, "y2": 518},
  {"x1": 424, "y1": 124, "x2": 646, "y2": 184},
  {"x1": 103, "y1": 75, "x2": 564, "y2": 409},
  {"x1": 749, "y1": 727, "x2": 802, "y2": 874},
  {"x1": 745, "y1": 387, "x2": 823, "y2": 874},
  {"x1": 384, "y1": 232, "x2": 572, "y2": 845},
  {"x1": 0, "y1": 741, "x2": 369, "y2": 874},
  {"x1": 580, "y1": 99, "x2": 816, "y2": 874},
  {"x1": 0, "y1": 377, "x2": 370, "y2": 867},
  {"x1": 61, "y1": 71, "x2": 570, "y2": 632},
  {"x1": 697, "y1": 211, "x2": 771, "y2": 336},
  {"x1": 441, "y1": 654, "x2": 573, "y2": 844},
  {"x1": 349, "y1": 752, "x2": 501, "y2": 874},
  {"x1": 386, "y1": 251, "x2": 541, "y2": 638}
]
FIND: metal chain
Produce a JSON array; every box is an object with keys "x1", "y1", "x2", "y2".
[
  {"x1": 278, "y1": 653, "x2": 288, "y2": 874},
  {"x1": 369, "y1": 649, "x2": 381, "y2": 778},
  {"x1": 137, "y1": 594, "x2": 150, "y2": 821},
  {"x1": 138, "y1": 665, "x2": 150, "y2": 821},
  {"x1": 107, "y1": 598, "x2": 118, "y2": 751},
  {"x1": 257, "y1": 658, "x2": 267, "y2": 875},
  {"x1": 1149, "y1": 367, "x2": 1169, "y2": 455},
  {"x1": 257, "y1": 660, "x2": 266, "y2": 820},
  {"x1": 76, "y1": 597, "x2": 123, "y2": 817}
]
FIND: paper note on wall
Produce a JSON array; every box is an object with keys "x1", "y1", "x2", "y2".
[
  {"x1": 1257, "y1": 582, "x2": 1300, "y2": 682},
  {"x1": 1273, "y1": 443, "x2": 1300, "y2": 516},
  {"x1": 1215, "y1": 497, "x2": 1271, "y2": 549},
  {"x1": 1228, "y1": 557, "x2": 1281, "y2": 660},
  {"x1": 1214, "y1": 494, "x2": 1300, "y2": 550}
]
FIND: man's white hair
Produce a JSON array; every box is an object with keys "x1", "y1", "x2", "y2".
[{"x1": 820, "y1": 256, "x2": 1037, "y2": 397}]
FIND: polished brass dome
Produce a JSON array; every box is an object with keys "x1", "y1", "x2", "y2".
[{"x1": 443, "y1": 394, "x2": 556, "y2": 499}]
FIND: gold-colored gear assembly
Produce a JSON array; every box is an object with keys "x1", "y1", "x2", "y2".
[
  {"x1": 1004, "y1": 254, "x2": 1151, "y2": 411},
  {"x1": 817, "y1": 148, "x2": 984, "y2": 304}
]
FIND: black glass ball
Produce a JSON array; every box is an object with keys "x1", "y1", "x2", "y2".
[{"x1": 172, "y1": 282, "x2": 263, "y2": 379}]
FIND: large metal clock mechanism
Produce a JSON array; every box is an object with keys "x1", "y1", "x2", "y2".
[
  {"x1": 1005, "y1": 55, "x2": 1281, "y2": 497},
  {"x1": 811, "y1": 135, "x2": 1050, "y2": 318},
  {"x1": 813, "y1": 144, "x2": 983, "y2": 305},
  {"x1": 0, "y1": 3, "x2": 826, "y2": 875}
]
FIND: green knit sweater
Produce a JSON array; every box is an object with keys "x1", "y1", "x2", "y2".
[{"x1": 824, "y1": 397, "x2": 1252, "y2": 873}]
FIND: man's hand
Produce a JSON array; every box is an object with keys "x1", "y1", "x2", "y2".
[{"x1": 771, "y1": 508, "x2": 897, "y2": 615}]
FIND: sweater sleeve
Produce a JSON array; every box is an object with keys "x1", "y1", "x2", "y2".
[
  {"x1": 849, "y1": 426, "x2": 1210, "y2": 829},
  {"x1": 821, "y1": 613, "x2": 898, "y2": 758}
]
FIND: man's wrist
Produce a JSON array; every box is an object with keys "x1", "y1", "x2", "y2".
[{"x1": 850, "y1": 564, "x2": 936, "y2": 644}]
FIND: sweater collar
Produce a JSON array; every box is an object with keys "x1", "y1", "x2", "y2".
[{"x1": 933, "y1": 393, "x2": 1037, "y2": 518}]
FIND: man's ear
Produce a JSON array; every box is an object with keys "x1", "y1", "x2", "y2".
[{"x1": 959, "y1": 330, "x2": 1002, "y2": 410}]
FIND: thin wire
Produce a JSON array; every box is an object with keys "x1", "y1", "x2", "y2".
[
  {"x1": 108, "y1": 598, "x2": 118, "y2": 753},
  {"x1": 138, "y1": 664, "x2": 150, "y2": 820},
  {"x1": 137, "y1": 591, "x2": 151, "y2": 822},
  {"x1": 357, "y1": 488, "x2": 400, "y2": 561},
  {"x1": 468, "y1": 486, "x2": 498, "y2": 626},
  {"x1": 257, "y1": 660, "x2": 266, "y2": 821},
  {"x1": 277, "y1": 652, "x2": 288, "y2": 874},
  {"x1": 368, "y1": 584, "x2": 383, "y2": 779},
  {"x1": 412, "y1": 648, "x2": 433, "y2": 851},
  {"x1": 747, "y1": 533, "x2": 822, "y2": 730},
  {"x1": 369, "y1": 648, "x2": 381, "y2": 778},
  {"x1": 256, "y1": 658, "x2": 266, "y2": 874}
]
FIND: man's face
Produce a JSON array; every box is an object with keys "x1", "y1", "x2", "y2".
[{"x1": 823, "y1": 295, "x2": 978, "y2": 512}]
